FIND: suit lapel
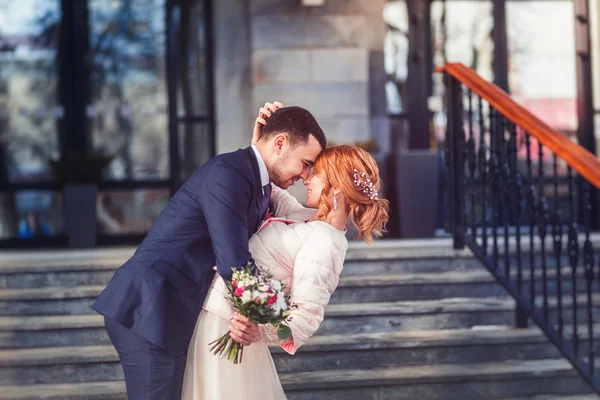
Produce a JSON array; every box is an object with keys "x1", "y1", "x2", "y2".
[{"x1": 244, "y1": 147, "x2": 263, "y2": 230}]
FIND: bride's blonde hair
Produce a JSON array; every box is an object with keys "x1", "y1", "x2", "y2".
[{"x1": 313, "y1": 145, "x2": 389, "y2": 243}]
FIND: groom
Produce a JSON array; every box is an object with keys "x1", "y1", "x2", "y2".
[{"x1": 92, "y1": 104, "x2": 326, "y2": 399}]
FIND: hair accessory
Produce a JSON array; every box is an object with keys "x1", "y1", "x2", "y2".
[{"x1": 353, "y1": 168, "x2": 379, "y2": 200}]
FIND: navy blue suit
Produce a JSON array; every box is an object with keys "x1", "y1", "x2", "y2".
[{"x1": 93, "y1": 147, "x2": 264, "y2": 399}]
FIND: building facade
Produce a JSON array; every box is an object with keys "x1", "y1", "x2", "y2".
[{"x1": 0, "y1": 0, "x2": 598, "y2": 247}]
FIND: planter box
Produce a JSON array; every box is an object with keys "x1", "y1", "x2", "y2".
[{"x1": 385, "y1": 150, "x2": 442, "y2": 238}]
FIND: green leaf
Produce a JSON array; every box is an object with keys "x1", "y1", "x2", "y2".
[{"x1": 277, "y1": 325, "x2": 292, "y2": 340}]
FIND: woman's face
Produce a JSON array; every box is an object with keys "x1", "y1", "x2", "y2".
[{"x1": 303, "y1": 170, "x2": 327, "y2": 208}]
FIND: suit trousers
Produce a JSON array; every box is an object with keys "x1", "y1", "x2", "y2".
[{"x1": 105, "y1": 316, "x2": 187, "y2": 400}]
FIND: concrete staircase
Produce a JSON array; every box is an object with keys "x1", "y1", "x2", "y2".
[{"x1": 0, "y1": 239, "x2": 598, "y2": 399}]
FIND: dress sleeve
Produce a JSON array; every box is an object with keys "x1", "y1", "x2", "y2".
[
  {"x1": 256, "y1": 230, "x2": 342, "y2": 354},
  {"x1": 269, "y1": 184, "x2": 317, "y2": 222}
]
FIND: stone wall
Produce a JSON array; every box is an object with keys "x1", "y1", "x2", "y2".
[
  {"x1": 251, "y1": 0, "x2": 387, "y2": 148},
  {"x1": 213, "y1": 0, "x2": 388, "y2": 155}
]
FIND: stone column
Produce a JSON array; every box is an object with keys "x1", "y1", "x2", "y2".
[{"x1": 212, "y1": 0, "x2": 253, "y2": 154}]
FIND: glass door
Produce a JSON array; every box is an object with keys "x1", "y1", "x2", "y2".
[
  {"x1": 591, "y1": 0, "x2": 600, "y2": 155},
  {"x1": 506, "y1": 1, "x2": 578, "y2": 138}
]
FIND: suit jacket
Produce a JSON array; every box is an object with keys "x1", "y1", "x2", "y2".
[{"x1": 92, "y1": 147, "x2": 264, "y2": 356}]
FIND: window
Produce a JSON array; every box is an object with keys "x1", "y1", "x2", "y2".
[
  {"x1": 176, "y1": 0, "x2": 214, "y2": 182},
  {"x1": 430, "y1": 0, "x2": 494, "y2": 143},
  {"x1": 88, "y1": 0, "x2": 169, "y2": 181},
  {"x1": 0, "y1": 190, "x2": 65, "y2": 241},
  {"x1": 0, "y1": 1, "x2": 62, "y2": 183},
  {"x1": 0, "y1": 0, "x2": 215, "y2": 246},
  {"x1": 98, "y1": 189, "x2": 169, "y2": 234},
  {"x1": 507, "y1": 1, "x2": 578, "y2": 137},
  {"x1": 384, "y1": 0, "x2": 410, "y2": 116},
  {"x1": 591, "y1": 0, "x2": 600, "y2": 154}
]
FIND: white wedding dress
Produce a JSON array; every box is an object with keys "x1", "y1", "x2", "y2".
[{"x1": 181, "y1": 187, "x2": 348, "y2": 400}]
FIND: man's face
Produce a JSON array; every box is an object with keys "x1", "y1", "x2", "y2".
[{"x1": 270, "y1": 134, "x2": 322, "y2": 189}]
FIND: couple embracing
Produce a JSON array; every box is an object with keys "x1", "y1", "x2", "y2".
[{"x1": 92, "y1": 102, "x2": 389, "y2": 399}]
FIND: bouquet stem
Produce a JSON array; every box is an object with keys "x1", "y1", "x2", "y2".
[{"x1": 208, "y1": 331, "x2": 244, "y2": 364}]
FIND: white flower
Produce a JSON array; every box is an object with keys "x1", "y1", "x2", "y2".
[
  {"x1": 241, "y1": 290, "x2": 252, "y2": 303},
  {"x1": 269, "y1": 302, "x2": 281, "y2": 316},
  {"x1": 252, "y1": 290, "x2": 269, "y2": 304},
  {"x1": 240, "y1": 278, "x2": 256, "y2": 288},
  {"x1": 276, "y1": 291, "x2": 287, "y2": 311},
  {"x1": 257, "y1": 283, "x2": 269, "y2": 292},
  {"x1": 270, "y1": 280, "x2": 282, "y2": 292}
]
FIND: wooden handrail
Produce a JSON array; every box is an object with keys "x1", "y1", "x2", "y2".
[{"x1": 436, "y1": 63, "x2": 600, "y2": 189}]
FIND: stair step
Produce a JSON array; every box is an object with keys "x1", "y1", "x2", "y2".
[
  {"x1": 0, "y1": 315, "x2": 108, "y2": 349},
  {"x1": 3, "y1": 324, "x2": 599, "y2": 384},
  {"x1": 3, "y1": 324, "x2": 596, "y2": 367},
  {"x1": 0, "y1": 240, "x2": 467, "y2": 274},
  {"x1": 1, "y1": 381, "x2": 127, "y2": 400},
  {"x1": 0, "y1": 286, "x2": 106, "y2": 301},
  {"x1": 13, "y1": 237, "x2": 580, "y2": 290},
  {"x1": 2, "y1": 292, "x2": 599, "y2": 348},
  {"x1": 0, "y1": 359, "x2": 593, "y2": 400},
  {"x1": 0, "y1": 261, "x2": 483, "y2": 289},
  {"x1": 332, "y1": 267, "x2": 589, "y2": 304},
  {"x1": 282, "y1": 358, "x2": 581, "y2": 389},
  {"x1": 504, "y1": 395, "x2": 600, "y2": 400},
  {"x1": 0, "y1": 267, "x2": 591, "y2": 315},
  {"x1": 1, "y1": 250, "x2": 586, "y2": 291},
  {"x1": 321, "y1": 294, "x2": 600, "y2": 335},
  {"x1": 326, "y1": 293, "x2": 600, "y2": 317},
  {"x1": 0, "y1": 315, "x2": 104, "y2": 331},
  {"x1": 282, "y1": 359, "x2": 593, "y2": 399},
  {"x1": 0, "y1": 250, "x2": 129, "y2": 275},
  {"x1": 1, "y1": 345, "x2": 118, "y2": 367},
  {"x1": 2, "y1": 235, "x2": 597, "y2": 275},
  {"x1": 0, "y1": 244, "x2": 476, "y2": 289}
]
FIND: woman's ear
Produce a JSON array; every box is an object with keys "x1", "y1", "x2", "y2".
[{"x1": 331, "y1": 187, "x2": 341, "y2": 196}]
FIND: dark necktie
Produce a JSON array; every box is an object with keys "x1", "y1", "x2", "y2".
[{"x1": 261, "y1": 183, "x2": 272, "y2": 218}]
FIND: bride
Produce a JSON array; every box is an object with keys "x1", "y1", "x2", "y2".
[{"x1": 181, "y1": 106, "x2": 389, "y2": 400}]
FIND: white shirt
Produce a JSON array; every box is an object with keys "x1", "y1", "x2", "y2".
[{"x1": 251, "y1": 144, "x2": 270, "y2": 192}]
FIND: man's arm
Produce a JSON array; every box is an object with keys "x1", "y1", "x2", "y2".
[
  {"x1": 270, "y1": 185, "x2": 317, "y2": 222},
  {"x1": 200, "y1": 162, "x2": 254, "y2": 281}
]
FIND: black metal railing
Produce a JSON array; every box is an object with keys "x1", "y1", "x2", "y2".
[{"x1": 441, "y1": 64, "x2": 600, "y2": 394}]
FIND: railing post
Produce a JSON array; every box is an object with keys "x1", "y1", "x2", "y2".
[
  {"x1": 445, "y1": 73, "x2": 465, "y2": 250},
  {"x1": 515, "y1": 304, "x2": 529, "y2": 328},
  {"x1": 439, "y1": 63, "x2": 600, "y2": 395}
]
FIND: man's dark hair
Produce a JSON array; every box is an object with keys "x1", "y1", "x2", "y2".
[{"x1": 260, "y1": 106, "x2": 326, "y2": 150}]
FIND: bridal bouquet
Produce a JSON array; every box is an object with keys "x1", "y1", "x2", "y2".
[{"x1": 209, "y1": 260, "x2": 294, "y2": 364}]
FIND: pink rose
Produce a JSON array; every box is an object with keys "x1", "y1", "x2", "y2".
[
  {"x1": 265, "y1": 212, "x2": 272, "y2": 220},
  {"x1": 235, "y1": 286, "x2": 246, "y2": 297},
  {"x1": 267, "y1": 294, "x2": 277, "y2": 306}
]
